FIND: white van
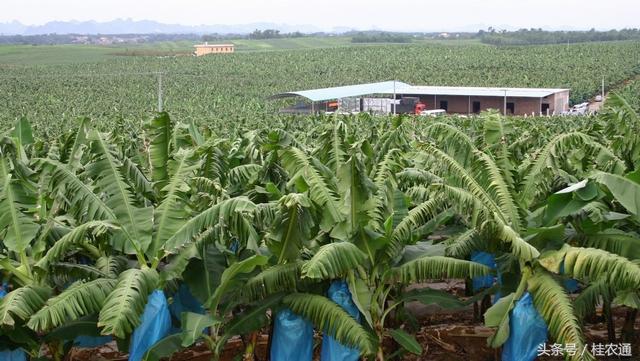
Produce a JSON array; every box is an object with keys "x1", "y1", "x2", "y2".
[
  {"x1": 568, "y1": 102, "x2": 589, "y2": 115},
  {"x1": 420, "y1": 109, "x2": 447, "y2": 117}
]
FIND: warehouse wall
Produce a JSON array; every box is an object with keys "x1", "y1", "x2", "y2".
[
  {"x1": 545, "y1": 90, "x2": 570, "y2": 114},
  {"x1": 413, "y1": 94, "x2": 555, "y2": 116}
]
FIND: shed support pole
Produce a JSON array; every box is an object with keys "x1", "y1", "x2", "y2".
[
  {"x1": 434, "y1": 95, "x2": 437, "y2": 110},
  {"x1": 393, "y1": 80, "x2": 396, "y2": 115},
  {"x1": 311, "y1": 102, "x2": 315, "y2": 114},
  {"x1": 503, "y1": 90, "x2": 507, "y2": 116},
  {"x1": 468, "y1": 96, "x2": 471, "y2": 115},
  {"x1": 539, "y1": 98, "x2": 542, "y2": 115}
]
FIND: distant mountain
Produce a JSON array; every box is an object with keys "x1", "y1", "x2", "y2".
[
  {"x1": 0, "y1": 19, "x2": 602, "y2": 37},
  {"x1": 0, "y1": 19, "x2": 325, "y2": 35},
  {"x1": 0, "y1": 20, "x2": 28, "y2": 35}
]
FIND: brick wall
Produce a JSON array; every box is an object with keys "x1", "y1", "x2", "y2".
[
  {"x1": 410, "y1": 94, "x2": 556, "y2": 116},
  {"x1": 544, "y1": 90, "x2": 570, "y2": 114}
]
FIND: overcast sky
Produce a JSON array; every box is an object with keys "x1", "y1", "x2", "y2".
[{"x1": 2, "y1": 0, "x2": 639, "y2": 31}]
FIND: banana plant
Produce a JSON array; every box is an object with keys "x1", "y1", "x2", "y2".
[
  {"x1": 0, "y1": 119, "x2": 120, "y2": 359},
  {"x1": 237, "y1": 118, "x2": 493, "y2": 360},
  {"x1": 143, "y1": 247, "x2": 273, "y2": 361},
  {"x1": 0, "y1": 118, "x2": 109, "y2": 359},
  {"x1": 542, "y1": 169, "x2": 640, "y2": 342},
  {"x1": 412, "y1": 112, "x2": 640, "y2": 361},
  {"x1": 0, "y1": 114, "x2": 262, "y2": 359}
]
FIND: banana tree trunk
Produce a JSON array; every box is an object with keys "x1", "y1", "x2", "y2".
[
  {"x1": 622, "y1": 308, "x2": 637, "y2": 342},
  {"x1": 604, "y1": 302, "x2": 616, "y2": 343},
  {"x1": 266, "y1": 314, "x2": 275, "y2": 361},
  {"x1": 481, "y1": 294, "x2": 492, "y2": 316},
  {"x1": 473, "y1": 301, "x2": 480, "y2": 322},
  {"x1": 243, "y1": 332, "x2": 258, "y2": 361},
  {"x1": 375, "y1": 325, "x2": 385, "y2": 361}
]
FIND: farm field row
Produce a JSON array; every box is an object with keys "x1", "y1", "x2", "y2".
[{"x1": 0, "y1": 40, "x2": 639, "y2": 137}]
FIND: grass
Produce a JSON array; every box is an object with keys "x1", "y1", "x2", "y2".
[{"x1": 0, "y1": 44, "x2": 116, "y2": 66}]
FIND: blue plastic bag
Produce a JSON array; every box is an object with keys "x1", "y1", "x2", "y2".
[
  {"x1": 321, "y1": 280, "x2": 361, "y2": 361},
  {"x1": 74, "y1": 335, "x2": 112, "y2": 348},
  {"x1": 230, "y1": 239, "x2": 240, "y2": 254},
  {"x1": 270, "y1": 308, "x2": 313, "y2": 361},
  {"x1": 0, "y1": 285, "x2": 27, "y2": 361},
  {"x1": 0, "y1": 349, "x2": 27, "y2": 361},
  {"x1": 563, "y1": 278, "x2": 579, "y2": 293},
  {"x1": 169, "y1": 284, "x2": 205, "y2": 322},
  {"x1": 560, "y1": 262, "x2": 580, "y2": 293},
  {"x1": 471, "y1": 252, "x2": 496, "y2": 291},
  {"x1": 502, "y1": 292, "x2": 548, "y2": 361},
  {"x1": 471, "y1": 252, "x2": 503, "y2": 303},
  {"x1": 128, "y1": 290, "x2": 172, "y2": 361}
]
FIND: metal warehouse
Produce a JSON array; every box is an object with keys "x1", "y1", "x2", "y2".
[{"x1": 271, "y1": 81, "x2": 570, "y2": 116}]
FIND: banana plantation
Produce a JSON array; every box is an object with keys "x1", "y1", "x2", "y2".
[
  {"x1": 0, "y1": 91, "x2": 639, "y2": 361},
  {"x1": 2, "y1": 41, "x2": 640, "y2": 138}
]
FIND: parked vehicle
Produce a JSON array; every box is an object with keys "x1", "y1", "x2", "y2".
[
  {"x1": 420, "y1": 109, "x2": 447, "y2": 117},
  {"x1": 567, "y1": 102, "x2": 589, "y2": 115}
]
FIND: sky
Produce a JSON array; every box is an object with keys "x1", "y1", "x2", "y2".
[{"x1": 2, "y1": 0, "x2": 639, "y2": 31}]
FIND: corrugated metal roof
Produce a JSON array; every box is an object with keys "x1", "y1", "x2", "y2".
[
  {"x1": 271, "y1": 83, "x2": 569, "y2": 101},
  {"x1": 270, "y1": 81, "x2": 411, "y2": 102},
  {"x1": 397, "y1": 86, "x2": 569, "y2": 98}
]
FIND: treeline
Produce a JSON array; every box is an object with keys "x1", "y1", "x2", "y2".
[
  {"x1": 0, "y1": 30, "x2": 307, "y2": 45},
  {"x1": 351, "y1": 32, "x2": 413, "y2": 43},
  {"x1": 248, "y1": 29, "x2": 305, "y2": 39},
  {"x1": 202, "y1": 29, "x2": 305, "y2": 41},
  {"x1": 3, "y1": 28, "x2": 640, "y2": 46},
  {"x1": 479, "y1": 28, "x2": 640, "y2": 45}
]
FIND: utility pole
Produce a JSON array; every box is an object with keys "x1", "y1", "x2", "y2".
[{"x1": 157, "y1": 72, "x2": 163, "y2": 112}]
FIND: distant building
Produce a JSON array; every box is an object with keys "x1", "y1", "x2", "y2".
[
  {"x1": 396, "y1": 85, "x2": 570, "y2": 116},
  {"x1": 194, "y1": 42, "x2": 235, "y2": 56},
  {"x1": 271, "y1": 81, "x2": 571, "y2": 116}
]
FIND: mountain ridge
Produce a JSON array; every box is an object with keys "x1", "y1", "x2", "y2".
[
  {"x1": 0, "y1": 18, "x2": 601, "y2": 36},
  {"x1": 0, "y1": 19, "x2": 334, "y2": 35}
]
